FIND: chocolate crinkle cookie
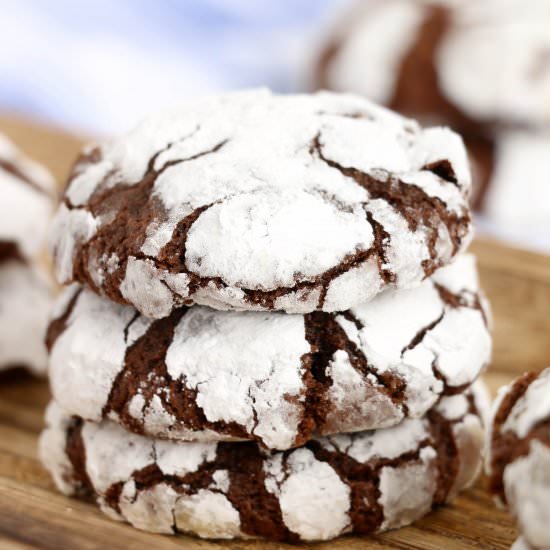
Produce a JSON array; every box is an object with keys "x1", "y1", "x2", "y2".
[
  {"x1": 50, "y1": 89, "x2": 472, "y2": 318},
  {"x1": 46, "y1": 253, "x2": 491, "y2": 450},
  {"x1": 41, "y1": 90, "x2": 487, "y2": 543},
  {"x1": 40, "y1": 381, "x2": 488, "y2": 542},
  {"x1": 316, "y1": 0, "x2": 550, "y2": 130},
  {"x1": 486, "y1": 368, "x2": 550, "y2": 550},
  {"x1": 0, "y1": 133, "x2": 54, "y2": 374}
]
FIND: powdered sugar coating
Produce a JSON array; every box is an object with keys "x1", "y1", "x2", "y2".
[
  {"x1": 486, "y1": 368, "x2": 550, "y2": 549},
  {"x1": 319, "y1": 0, "x2": 430, "y2": 103},
  {"x1": 0, "y1": 136, "x2": 54, "y2": 375},
  {"x1": 0, "y1": 133, "x2": 54, "y2": 260},
  {"x1": 264, "y1": 448, "x2": 351, "y2": 540},
  {"x1": 319, "y1": 0, "x2": 550, "y2": 126},
  {"x1": 40, "y1": 382, "x2": 487, "y2": 542},
  {"x1": 501, "y1": 368, "x2": 550, "y2": 438},
  {"x1": 39, "y1": 404, "x2": 76, "y2": 494},
  {"x1": 378, "y1": 446, "x2": 438, "y2": 530},
  {"x1": 48, "y1": 289, "x2": 153, "y2": 420},
  {"x1": 0, "y1": 260, "x2": 52, "y2": 374},
  {"x1": 482, "y1": 130, "x2": 550, "y2": 250},
  {"x1": 165, "y1": 308, "x2": 308, "y2": 448},
  {"x1": 503, "y1": 441, "x2": 550, "y2": 549},
  {"x1": 47, "y1": 253, "x2": 490, "y2": 450},
  {"x1": 50, "y1": 89, "x2": 472, "y2": 317},
  {"x1": 438, "y1": 0, "x2": 550, "y2": 126}
]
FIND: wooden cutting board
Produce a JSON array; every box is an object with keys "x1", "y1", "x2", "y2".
[{"x1": 1, "y1": 114, "x2": 549, "y2": 550}]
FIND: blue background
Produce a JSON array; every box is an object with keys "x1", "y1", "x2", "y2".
[{"x1": 0, "y1": 0, "x2": 349, "y2": 134}]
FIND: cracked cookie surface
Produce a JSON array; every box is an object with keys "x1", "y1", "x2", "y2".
[
  {"x1": 486, "y1": 368, "x2": 550, "y2": 550},
  {"x1": 47, "y1": 254, "x2": 490, "y2": 450},
  {"x1": 40, "y1": 381, "x2": 487, "y2": 542},
  {"x1": 50, "y1": 89, "x2": 472, "y2": 317},
  {"x1": 0, "y1": 133, "x2": 54, "y2": 262}
]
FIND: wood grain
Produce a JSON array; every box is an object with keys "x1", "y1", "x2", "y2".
[
  {"x1": 472, "y1": 239, "x2": 550, "y2": 375},
  {"x1": 1, "y1": 116, "x2": 549, "y2": 549}
]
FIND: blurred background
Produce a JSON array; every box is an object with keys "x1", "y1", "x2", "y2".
[
  {"x1": 0, "y1": 0, "x2": 548, "y2": 253},
  {"x1": 0, "y1": 0, "x2": 350, "y2": 135}
]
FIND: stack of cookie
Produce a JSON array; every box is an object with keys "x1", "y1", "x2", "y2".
[
  {"x1": 40, "y1": 90, "x2": 492, "y2": 542},
  {"x1": 0, "y1": 133, "x2": 53, "y2": 375},
  {"x1": 315, "y1": 0, "x2": 550, "y2": 249}
]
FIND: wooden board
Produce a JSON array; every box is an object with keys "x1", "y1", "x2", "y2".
[{"x1": 1, "y1": 115, "x2": 549, "y2": 549}]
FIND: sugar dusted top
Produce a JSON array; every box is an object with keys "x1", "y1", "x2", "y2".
[{"x1": 51, "y1": 89, "x2": 472, "y2": 316}]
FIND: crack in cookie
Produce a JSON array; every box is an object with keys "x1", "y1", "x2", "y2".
[
  {"x1": 50, "y1": 90, "x2": 473, "y2": 316},
  {"x1": 47, "y1": 254, "x2": 491, "y2": 451},
  {"x1": 42, "y1": 382, "x2": 487, "y2": 542}
]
